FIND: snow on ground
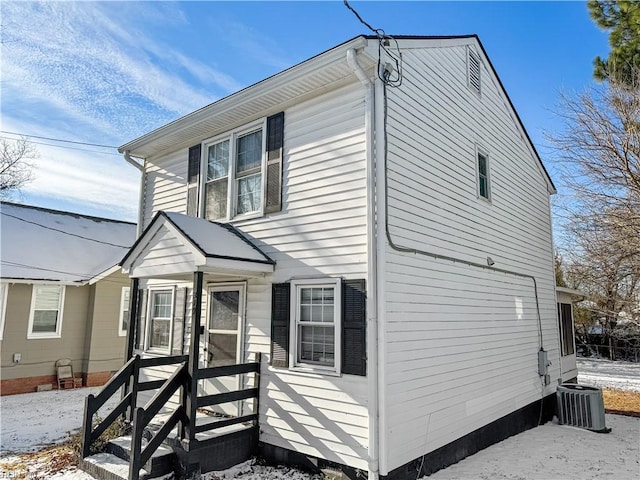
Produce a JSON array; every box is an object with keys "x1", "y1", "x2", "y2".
[
  {"x1": 1, "y1": 360, "x2": 639, "y2": 479},
  {"x1": 577, "y1": 357, "x2": 640, "y2": 392},
  {"x1": 0, "y1": 386, "x2": 118, "y2": 454},
  {"x1": 428, "y1": 414, "x2": 639, "y2": 480}
]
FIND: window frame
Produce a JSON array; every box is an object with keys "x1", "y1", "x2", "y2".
[
  {"x1": 118, "y1": 286, "x2": 130, "y2": 337},
  {"x1": 0, "y1": 283, "x2": 7, "y2": 341},
  {"x1": 27, "y1": 284, "x2": 65, "y2": 339},
  {"x1": 558, "y1": 302, "x2": 576, "y2": 356},
  {"x1": 476, "y1": 145, "x2": 491, "y2": 202},
  {"x1": 289, "y1": 278, "x2": 342, "y2": 375},
  {"x1": 200, "y1": 118, "x2": 268, "y2": 222},
  {"x1": 145, "y1": 287, "x2": 175, "y2": 354}
]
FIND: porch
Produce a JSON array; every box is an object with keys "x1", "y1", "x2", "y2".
[{"x1": 79, "y1": 212, "x2": 275, "y2": 479}]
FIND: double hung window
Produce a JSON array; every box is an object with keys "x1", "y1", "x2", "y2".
[
  {"x1": 149, "y1": 290, "x2": 173, "y2": 350},
  {"x1": 204, "y1": 123, "x2": 265, "y2": 221},
  {"x1": 291, "y1": 278, "x2": 341, "y2": 374},
  {"x1": 28, "y1": 285, "x2": 65, "y2": 339}
]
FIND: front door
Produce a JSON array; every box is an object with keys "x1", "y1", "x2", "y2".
[{"x1": 202, "y1": 283, "x2": 245, "y2": 417}]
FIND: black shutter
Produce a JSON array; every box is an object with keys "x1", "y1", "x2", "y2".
[
  {"x1": 187, "y1": 144, "x2": 201, "y2": 216},
  {"x1": 265, "y1": 112, "x2": 284, "y2": 214},
  {"x1": 342, "y1": 279, "x2": 367, "y2": 376},
  {"x1": 135, "y1": 289, "x2": 147, "y2": 350},
  {"x1": 172, "y1": 288, "x2": 187, "y2": 355},
  {"x1": 270, "y1": 282, "x2": 290, "y2": 367}
]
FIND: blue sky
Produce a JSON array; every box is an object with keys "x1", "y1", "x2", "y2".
[{"x1": 1, "y1": 1, "x2": 609, "y2": 224}]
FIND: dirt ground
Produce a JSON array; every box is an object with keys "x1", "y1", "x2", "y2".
[
  {"x1": 603, "y1": 388, "x2": 640, "y2": 417},
  {"x1": 0, "y1": 444, "x2": 78, "y2": 479}
]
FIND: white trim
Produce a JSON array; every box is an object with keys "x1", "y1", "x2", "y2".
[
  {"x1": 475, "y1": 144, "x2": 491, "y2": 202},
  {"x1": 145, "y1": 286, "x2": 175, "y2": 354},
  {"x1": 118, "y1": 37, "x2": 370, "y2": 156},
  {"x1": 88, "y1": 265, "x2": 121, "y2": 285},
  {"x1": 205, "y1": 282, "x2": 247, "y2": 366},
  {"x1": 118, "y1": 286, "x2": 131, "y2": 337},
  {"x1": 201, "y1": 118, "x2": 267, "y2": 222},
  {"x1": 289, "y1": 278, "x2": 342, "y2": 376},
  {"x1": 27, "y1": 284, "x2": 65, "y2": 339},
  {"x1": 0, "y1": 283, "x2": 8, "y2": 341}
]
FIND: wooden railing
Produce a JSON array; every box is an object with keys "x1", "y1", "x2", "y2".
[
  {"x1": 82, "y1": 353, "x2": 261, "y2": 480},
  {"x1": 80, "y1": 354, "x2": 187, "y2": 458},
  {"x1": 193, "y1": 356, "x2": 261, "y2": 437},
  {"x1": 129, "y1": 362, "x2": 188, "y2": 480}
]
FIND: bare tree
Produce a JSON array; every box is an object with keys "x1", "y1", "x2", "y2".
[
  {"x1": 0, "y1": 136, "x2": 37, "y2": 198},
  {"x1": 552, "y1": 73, "x2": 640, "y2": 359}
]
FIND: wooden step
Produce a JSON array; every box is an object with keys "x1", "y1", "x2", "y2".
[
  {"x1": 78, "y1": 452, "x2": 174, "y2": 480},
  {"x1": 104, "y1": 435, "x2": 176, "y2": 478}
]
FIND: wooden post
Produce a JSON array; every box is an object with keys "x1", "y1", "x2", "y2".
[
  {"x1": 253, "y1": 352, "x2": 261, "y2": 421},
  {"x1": 81, "y1": 394, "x2": 95, "y2": 458},
  {"x1": 129, "y1": 407, "x2": 145, "y2": 480},
  {"x1": 125, "y1": 278, "x2": 140, "y2": 362},
  {"x1": 129, "y1": 355, "x2": 140, "y2": 422},
  {"x1": 123, "y1": 278, "x2": 140, "y2": 417},
  {"x1": 185, "y1": 271, "x2": 203, "y2": 444}
]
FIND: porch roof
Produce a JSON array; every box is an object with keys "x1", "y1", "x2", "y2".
[{"x1": 120, "y1": 212, "x2": 275, "y2": 279}]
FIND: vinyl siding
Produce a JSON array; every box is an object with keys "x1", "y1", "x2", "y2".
[
  {"x1": 138, "y1": 81, "x2": 370, "y2": 469},
  {"x1": 86, "y1": 271, "x2": 129, "y2": 374},
  {"x1": 141, "y1": 150, "x2": 188, "y2": 229},
  {"x1": 237, "y1": 83, "x2": 369, "y2": 469},
  {"x1": 380, "y1": 43, "x2": 558, "y2": 473},
  {"x1": 0, "y1": 283, "x2": 89, "y2": 381}
]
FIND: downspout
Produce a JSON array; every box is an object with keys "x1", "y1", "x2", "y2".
[
  {"x1": 123, "y1": 151, "x2": 146, "y2": 237},
  {"x1": 347, "y1": 48, "x2": 380, "y2": 480}
]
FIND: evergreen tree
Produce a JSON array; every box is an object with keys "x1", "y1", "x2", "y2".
[{"x1": 588, "y1": 0, "x2": 640, "y2": 85}]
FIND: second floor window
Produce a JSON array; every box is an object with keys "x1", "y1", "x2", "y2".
[{"x1": 204, "y1": 123, "x2": 265, "y2": 221}]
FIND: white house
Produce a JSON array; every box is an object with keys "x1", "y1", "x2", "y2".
[{"x1": 85, "y1": 35, "x2": 565, "y2": 480}]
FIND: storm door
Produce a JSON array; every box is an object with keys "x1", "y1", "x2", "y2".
[{"x1": 201, "y1": 284, "x2": 245, "y2": 417}]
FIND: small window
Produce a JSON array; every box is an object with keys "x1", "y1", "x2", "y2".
[
  {"x1": 558, "y1": 303, "x2": 575, "y2": 356},
  {"x1": 148, "y1": 290, "x2": 173, "y2": 351},
  {"x1": 290, "y1": 278, "x2": 341, "y2": 374},
  {"x1": 0, "y1": 283, "x2": 7, "y2": 340},
  {"x1": 477, "y1": 150, "x2": 491, "y2": 200},
  {"x1": 119, "y1": 287, "x2": 130, "y2": 337},
  {"x1": 28, "y1": 285, "x2": 65, "y2": 339},
  {"x1": 203, "y1": 122, "x2": 265, "y2": 221}
]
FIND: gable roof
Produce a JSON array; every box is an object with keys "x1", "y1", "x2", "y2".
[
  {"x1": 119, "y1": 34, "x2": 554, "y2": 192},
  {"x1": 120, "y1": 211, "x2": 274, "y2": 278},
  {"x1": 0, "y1": 202, "x2": 137, "y2": 284}
]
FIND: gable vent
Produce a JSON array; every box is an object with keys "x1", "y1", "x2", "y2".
[{"x1": 468, "y1": 47, "x2": 481, "y2": 95}]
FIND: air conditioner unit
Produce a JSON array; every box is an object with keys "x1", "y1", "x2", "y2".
[{"x1": 556, "y1": 384, "x2": 611, "y2": 433}]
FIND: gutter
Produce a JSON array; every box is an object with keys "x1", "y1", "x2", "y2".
[
  {"x1": 122, "y1": 151, "x2": 145, "y2": 237},
  {"x1": 347, "y1": 47, "x2": 380, "y2": 480}
]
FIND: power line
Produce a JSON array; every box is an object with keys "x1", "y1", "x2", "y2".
[
  {"x1": 0, "y1": 211, "x2": 131, "y2": 248},
  {"x1": 0, "y1": 130, "x2": 118, "y2": 148},
  {"x1": 0, "y1": 136, "x2": 121, "y2": 156}
]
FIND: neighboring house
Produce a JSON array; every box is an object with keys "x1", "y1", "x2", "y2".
[
  {"x1": 0, "y1": 202, "x2": 136, "y2": 395},
  {"x1": 556, "y1": 286, "x2": 583, "y2": 382},
  {"x1": 110, "y1": 35, "x2": 562, "y2": 479}
]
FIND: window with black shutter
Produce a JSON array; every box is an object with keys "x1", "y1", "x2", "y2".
[
  {"x1": 270, "y1": 278, "x2": 366, "y2": 376},
  {"x1": 200, "y1": 113, "x2": 284, "y2": 221}
]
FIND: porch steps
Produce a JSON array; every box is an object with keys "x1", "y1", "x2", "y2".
[
  {"x1": 78, "y1": 435, "x2": 177, "y2": 480},
  {"x1": 78, "y1": 452, "x2": 173, "y2": 480}
]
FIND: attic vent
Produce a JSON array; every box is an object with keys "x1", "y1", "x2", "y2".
[
  {"x1": 467, "y1": 48, "x2": 481, "y2": 95},
  {"x1": 556, "y1": 384, "x2": 610, "y2": 433}
]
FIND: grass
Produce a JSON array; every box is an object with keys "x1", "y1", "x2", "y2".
[{"x1": 602, "y1": 388, "x2": 640, "y2": 416}]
